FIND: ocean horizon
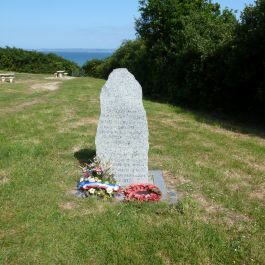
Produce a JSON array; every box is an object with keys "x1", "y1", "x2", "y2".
[{"x1": 36, "y1": 49, "x2": 115, "y2": 66}]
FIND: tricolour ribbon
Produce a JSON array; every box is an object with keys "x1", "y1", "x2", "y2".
[{"x1": 78, "y1": 181, "x2": 121, "y2": 192}]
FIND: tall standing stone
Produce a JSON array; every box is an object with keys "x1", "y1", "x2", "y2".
[{"x1": 95, "y1": 68, "x2": 149, "y2": 186}]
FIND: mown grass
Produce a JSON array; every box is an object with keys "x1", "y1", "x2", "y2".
[{"x1": 0, "y1": 74, "x2": 264, "y2": 265}]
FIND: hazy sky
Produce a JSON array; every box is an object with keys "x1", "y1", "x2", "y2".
[{"x1": 0, "y1": 0, "x2": 255, "y2": 49}]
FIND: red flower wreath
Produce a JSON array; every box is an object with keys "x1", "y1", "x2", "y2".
[{"x1": 124, "y1": 184, "x2": 162, "y2": 202}]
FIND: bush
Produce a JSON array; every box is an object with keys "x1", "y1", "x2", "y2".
[
  {"x1": 82, "y1": 59, "x2": 104, "y2": 78},
  {"x1": 0, "y1": 47, "x2": 80, "y2": 75}
]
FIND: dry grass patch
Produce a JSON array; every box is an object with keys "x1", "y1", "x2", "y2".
[
  {"x1": 72, "y1": 144, "x2": 87, "y2": 153},
  {"x1": 192, "y1": 193, "x2": 250, "y2": 227},
  {"x1": 79, "y1": 203, "x2": 107, "y2": 216},
  {"x1": 155, "y1": 111, "x2": 187, "y2": 120},
  {"x1": 221, "y1": 212, "x2": 251, "y2": 229},
  {"x1": 186, "y1": 132, "x2": 204, "y2": 141},
  {"x1": 0, "y1": 170, "x2": 9, "y2": 185},
  {"x1": 193, "y1": 193, "x2": 225, "y2": 214},
  {"x1": 223, "y1": 169, "x2": 252, "y2": 190},
  {"x1": 40, "y1": 109, "x2": 53, "y2": 114},
  {"x1": 149, "y1": 111, "x2": 192, "y2": 127},
  {"x1": 59, "y1": 201, "x2": 78, "y2": 210},
  {"x1": 0, "y1": 99, "x2": 44, "y2": 116},
  {"x1": 61, "y1": 198, "x2": 107, "y2": 217},
  {"x1": 15, "y1": 79, "x2": 34, "y2": 84},
  {"x1": 57, "y1": 144, "x2": 90, "y2": 158},
  {"x1": 1, "y1": 88, "x2": 23, "y2": 94},
  {"x1": 156, "y1": 251, "x2": 174, "y2": 265},
  {"x1": 78, "y1": 96, "x2": 99, "y2": 103},
  {"x1": 31, "y1": 81, "x2": 62, "y2": 91},
  {"x1": 0, "y1": 228, "x2": 17, "y2": 240},
  {"x1": 163, "y1": 170, "x2": 191, "y2": 187},
  {"x1": 58, "y1": 117, "x2": 98, "y2": 133},
  {"x1": 232, "y1": 153, "x2": 265, "y2": 172},
  {"x1": 195, "y1": 154, "x2": 221, "y2": 168},
  {"x1": 153, "y1": 117, "x2": 192, "y2": 130},
  {"x1": 200, "y1": 140, "x2": 218, "y2": 149},
  {"x1": 61, "y1": 107, "x2": 76, "y2": 121},
  {"x1": 45, "y1": 76, "x2": 75, "y2": 80},
  {"x1": 0, "y1": 177, "x2": 9, "y2": 185},
  {"x1": 200, "y1": 122, "x2": 265, "y2": 146},
  {"x1": 149, "y1": 155, "x2": 169, "y2": 167},
  {"x1": 249, "y1": 183, "x2": 265, "y2": 204},
  {"x1": 225, "y1": 182, "x2": 249, "y2": 192},
  {"x1": 21, "y1": 138, "x2": 41, "y2": 145},
  {"x1": 69, "y1": 117, "x2": 98, "y2": 128},
  {"x1": 223, "y1": 169, "x2": 251, "y2": 181}
]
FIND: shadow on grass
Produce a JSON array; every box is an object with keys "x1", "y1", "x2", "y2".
[
  {"x1": 144, "y1": 95, "x2": 265, "y2": 140},
  {"x1": 183, "y1": 108, "x2": 265, "y2": 140},
  {"x1": 74, "y1": 148, "x2": 96, "y2": 165}
]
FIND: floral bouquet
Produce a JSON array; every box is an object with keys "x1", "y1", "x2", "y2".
[{"x1": 77, "y1": 156, "x2": 122, "y2": 199}]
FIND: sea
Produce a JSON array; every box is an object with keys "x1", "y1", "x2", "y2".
[{"x1": 39, "y1": 49, "x2": 115, "y2": 66}]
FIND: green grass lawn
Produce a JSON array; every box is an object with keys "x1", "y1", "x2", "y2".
[{"x1": 0, "y1": 74, "x2": 264, "y2": 265}]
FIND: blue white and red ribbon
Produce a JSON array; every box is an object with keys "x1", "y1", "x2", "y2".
[{"x1": 78, "y1": 181, "x2": 121, "y2": 192}]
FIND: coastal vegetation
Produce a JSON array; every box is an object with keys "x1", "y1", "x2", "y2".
[
  {"x1": 83, "y1": 0, "x2": 265, "y2": 116},
  {"x1": 0, "y1": 47, "x2": 80, "y2": 75}
]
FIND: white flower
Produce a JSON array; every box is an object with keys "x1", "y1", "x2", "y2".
[
  {"x1": 97, "y1": 179, "x2": 102, "y2": 183},
  {"x1": 94, "y1": 177, "x2": 99, "y2": 182},
  {"x1": 80, "y1": 178, "x2": 84, "y2": 182},
  {"x1": 88, "y1": 177, "x2": 95, "y2": 182},
  {"x1": 89, "y1": 188, "x2": 95, "y2": 194},
  {"x1": 106, "y1": 187, "x2": 113, "y2": 194},
  {"x1": 113, "y1": 186, "x2": 119, "y2": 191}
]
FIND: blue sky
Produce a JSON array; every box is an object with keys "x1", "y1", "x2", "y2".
[{"x1": 0, "y1": 0, "x2": 255, "y2": 49}]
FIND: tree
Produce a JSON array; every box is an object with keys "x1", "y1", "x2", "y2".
[
  {"x1": 82, "y1": 59, "x2": 103, "y2": 77},
  {"x1": 235, "y1": 0, "x2": 265, "y2": 109},
  {"x1": 135, "y1": 0, "x2": 236, "y2": 102}
]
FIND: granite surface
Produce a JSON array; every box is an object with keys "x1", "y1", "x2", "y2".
[{"x1": 95, "y1": 68, "x2": 149, "y2": 186}]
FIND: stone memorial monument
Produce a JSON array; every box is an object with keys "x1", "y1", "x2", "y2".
[{"x1": 95, "y1": 68, "x2": 149, "y2": 186}]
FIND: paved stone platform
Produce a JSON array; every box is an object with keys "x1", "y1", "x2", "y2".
[{"x1": 149, "y1": 170, "x2": 179, "y2": 204}]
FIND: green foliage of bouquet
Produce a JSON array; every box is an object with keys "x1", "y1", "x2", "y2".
[{"x1": 78, "y1": 157, "x2": 122, "y2": 199}]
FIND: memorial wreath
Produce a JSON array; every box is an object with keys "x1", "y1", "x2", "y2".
[{"x1": 124, "y1": 184, "x2": 162, "y2": 202}]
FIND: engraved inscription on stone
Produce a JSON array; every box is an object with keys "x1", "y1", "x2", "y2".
[{"x1": 95, "y1": 68, "x2": 149, "y2": 186}]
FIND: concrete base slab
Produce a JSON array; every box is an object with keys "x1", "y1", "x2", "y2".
[{"x1": 149, "y1": 170, "x2": 180, "y2": 204}]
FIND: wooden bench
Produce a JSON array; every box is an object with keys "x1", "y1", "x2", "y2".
[{"x1": 0, "y1": 73, "x2": 15, "y2": 83}]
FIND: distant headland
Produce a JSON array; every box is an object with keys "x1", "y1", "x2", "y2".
[
  {"x1": 31, "y1": 48, "x2": 115, "y2": 66},
  {"x1": 33, "y1": 48, "x2": 115, "y2": 53}
]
